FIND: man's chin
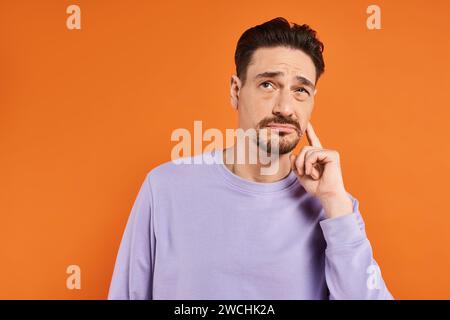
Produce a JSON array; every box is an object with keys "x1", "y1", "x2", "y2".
[{"x1": 257, "y1": 139, "x2": 299, "y2": 155}]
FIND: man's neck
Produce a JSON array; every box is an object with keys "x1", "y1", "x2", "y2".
[{"x1": 222, "y1": 144, "x2": 293, "y2": 183}]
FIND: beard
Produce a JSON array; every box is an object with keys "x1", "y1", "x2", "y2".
[
  {"x1": 255, "y1": 115, "x2": 303, "y2": 155},
  {"x1": 255, "y1": 129, "x2": 301, "y2": 155}
]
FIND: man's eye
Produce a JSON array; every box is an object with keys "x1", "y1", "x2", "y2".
[
  {"x1": 297, "y1": 87, "x2": 310, "y2": 95},
  {"x1": 260, "y1": 81, "x2": 274, "y2": 89}
]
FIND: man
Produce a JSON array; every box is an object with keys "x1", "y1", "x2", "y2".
[{"x1": 108, "y1": 17, "x2": 393, "y2": 300}]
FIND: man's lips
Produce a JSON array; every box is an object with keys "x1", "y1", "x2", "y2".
[{"x1": 265, "y1": 123, "x2": 299, "y2": 133}]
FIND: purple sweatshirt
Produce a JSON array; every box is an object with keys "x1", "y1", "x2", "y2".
[{"x1": 108, "y1": 148, "x2": 393, "y2": 300}]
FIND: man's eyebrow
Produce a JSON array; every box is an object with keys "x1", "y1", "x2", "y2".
[
  {"x1": 254, "y1": 71, "x2": 284, "y2": 80},
  {"x1": 254, "y1": 71, "x2": 316, "y2": 91},
  {"x1": 295, "y1": 75, "x2": 316, "y2": 91}
]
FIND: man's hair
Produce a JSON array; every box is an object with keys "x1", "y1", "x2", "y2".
[{"x1": 234, "y1": 17, "x2": 325, "y2": 86}]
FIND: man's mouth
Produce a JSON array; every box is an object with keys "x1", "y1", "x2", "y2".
[{"x1": 265, "y1": 123, "x2": 299, "y2": 134}]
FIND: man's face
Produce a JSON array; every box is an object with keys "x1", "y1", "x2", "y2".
[{"x1": 230, "y1": 46, "x2": 317, "y2": 155}]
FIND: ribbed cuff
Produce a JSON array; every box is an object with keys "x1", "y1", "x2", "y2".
[{"x1": 319, "y1": 212, "x2": 366, "y2": 247}]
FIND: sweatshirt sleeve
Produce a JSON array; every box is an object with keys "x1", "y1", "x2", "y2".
[
  {"x1": 319, "y1": 193, "x2": 394, "y2": 300},
  {"x1": 107, "y1": 173, "x2": 155, "y2": 300}
]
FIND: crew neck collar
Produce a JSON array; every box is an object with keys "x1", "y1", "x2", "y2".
[{"x1": 209, "y1": 147, "x2": 299, "y2": 194}]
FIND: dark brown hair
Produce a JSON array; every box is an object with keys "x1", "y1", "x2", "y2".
[{"x1": 234, "y1": 17, "x2": 325, "y2": 86}]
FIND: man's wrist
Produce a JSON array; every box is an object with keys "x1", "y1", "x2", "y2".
[{"x1": 319, "y1": 191, "x2": 354, "y2": 219}]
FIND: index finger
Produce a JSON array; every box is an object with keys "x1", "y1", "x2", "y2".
[{"x1": 306, "y1": 121, "x2": 323, "y2": 148}]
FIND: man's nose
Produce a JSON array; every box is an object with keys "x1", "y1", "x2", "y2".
[{"x1": 272, "y1": 89, "x2": 295, "y2": 118}]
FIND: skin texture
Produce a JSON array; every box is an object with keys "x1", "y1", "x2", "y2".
[{"x1": 226, "y1": 46, "x2": 353, "y2": 219}]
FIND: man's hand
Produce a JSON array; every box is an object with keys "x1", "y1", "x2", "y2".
[{"x1": 290, "y1": 121, "x2": 353, "y2": 219}]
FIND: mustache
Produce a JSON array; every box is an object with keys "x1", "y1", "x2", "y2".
[{"x1": 258, "y1": 116, "x2": 302, "y2": 133}]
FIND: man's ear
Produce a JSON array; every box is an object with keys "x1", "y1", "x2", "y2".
[{"x1": 230, "y1": 74, "x2": 242, "y2": 111}]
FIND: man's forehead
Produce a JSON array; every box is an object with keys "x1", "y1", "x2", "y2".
[{"x1": 248, "y1": 47, "x2": 316, "y2": 84}]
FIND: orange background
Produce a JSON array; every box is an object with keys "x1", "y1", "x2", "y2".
[{"x1": 1, "y1": 0, "x2": 449, "y2": 299}]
